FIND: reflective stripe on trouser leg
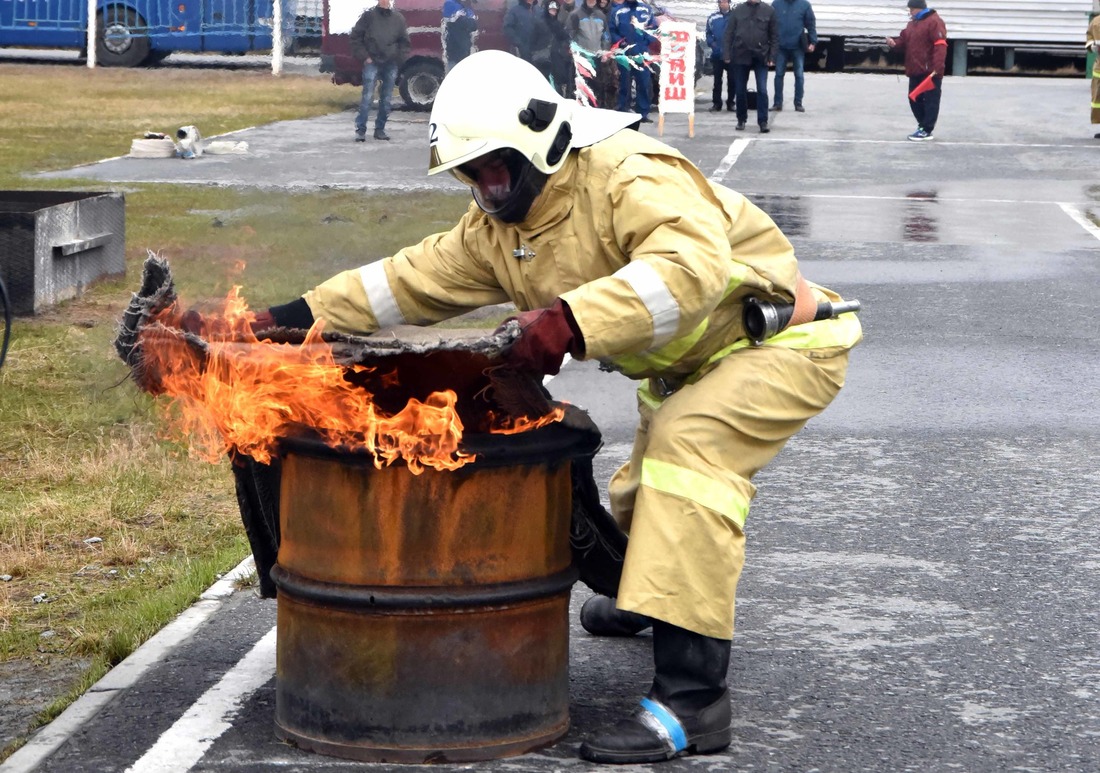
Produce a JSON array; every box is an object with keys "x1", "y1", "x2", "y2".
[{"x1": 611, "y1": 345, "x2": 850, "y2": 640}]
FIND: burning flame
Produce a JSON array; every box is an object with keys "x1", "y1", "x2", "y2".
[{"x1": 139, "y1": 287, "x2": 508, "y2": 473}]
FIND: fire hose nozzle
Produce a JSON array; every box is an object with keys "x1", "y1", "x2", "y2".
[{"x1": 743, "y1": 297, "x2": 861, "y2": 346}]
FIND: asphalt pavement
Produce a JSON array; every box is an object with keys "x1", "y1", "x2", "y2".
[{"x1": 6, "y1": 70, "x2": 1100, "y2": 772}]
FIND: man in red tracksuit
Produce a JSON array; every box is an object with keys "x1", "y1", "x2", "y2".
[{"x1": 886, "y1": 0, "x2": 947, "y2": 141}]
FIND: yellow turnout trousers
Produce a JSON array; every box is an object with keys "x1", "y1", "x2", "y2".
[{"x1": 609, "y1": 344, "x2": 851, "y2": 640}]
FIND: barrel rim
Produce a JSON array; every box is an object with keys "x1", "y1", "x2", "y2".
[
  {"x1": 277, "y1": 420, "x2": 600, "y2": 469},
  {"x1": 270, "y1": 564, "x2": 579, "y2": 611}
]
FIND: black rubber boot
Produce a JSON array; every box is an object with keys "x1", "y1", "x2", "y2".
[
  {"x1": 580, "y1": 595, "x2": 653, "y2": 637},
  {"x1": 579, "y1": 620, "x2": 732, "y2": 763}
]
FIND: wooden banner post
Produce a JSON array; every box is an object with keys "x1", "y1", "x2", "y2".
[{"x1": 657, "y1": 21, "x2": 697, "y2": 138}]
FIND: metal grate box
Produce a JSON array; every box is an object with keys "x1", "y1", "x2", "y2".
[{"x1": 0, "y1": 191, "x2": 125, "y2": 315}]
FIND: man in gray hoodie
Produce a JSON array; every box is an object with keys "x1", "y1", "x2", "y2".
[{"x1": 350, "y1": 0, "x2": 411, "y2": 142}]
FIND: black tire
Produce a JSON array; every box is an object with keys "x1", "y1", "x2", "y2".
[
  {"x1": 96, "y1": 7, "x2": 151, "y2": 67},
  {"x1": 398, "y1": 59, "x2": 445, "y2": 112}
]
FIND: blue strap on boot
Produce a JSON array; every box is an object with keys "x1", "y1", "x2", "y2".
[{"x1": 637, "y1": 697, "x2": 688, "y2": 755}]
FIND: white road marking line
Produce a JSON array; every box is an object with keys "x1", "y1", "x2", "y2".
[
  {"x1": 125, "y1": 627, "x2": 277, "y2": 773},
  {"x1": 0, "y1": 556, "x2": 257, "y2": 773},
  {"x1": 752, "y1": 138, "x2": 1099, "y2": 149},
  {"x1": 1057, "y1": 203, "x2": 1100, "y2": 242},
  {"x1": 710, "y1": 138, "x2": 752, "y2": 180}
]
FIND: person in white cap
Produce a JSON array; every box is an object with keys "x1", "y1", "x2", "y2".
[{"x1": 257, "y1": 50, "x2": 861, "y2": 764}]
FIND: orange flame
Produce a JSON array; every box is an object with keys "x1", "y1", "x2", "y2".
[{"x1": 142, "y1": 287, "x2": 473, "y2": 473}]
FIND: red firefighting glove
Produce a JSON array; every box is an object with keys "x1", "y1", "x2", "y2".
[{"x1": 497, "y1": 298, "x2": 583, "y2": 376}]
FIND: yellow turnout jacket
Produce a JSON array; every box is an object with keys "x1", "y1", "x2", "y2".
[{"x1": 303, "y1": 130, "x2": 861, "y2": 380}]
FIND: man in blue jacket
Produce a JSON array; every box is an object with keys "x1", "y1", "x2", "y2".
[
  {"x1": 442, "y1": 0, "x2": 478, "y2": 72},
  {"x1": 770, "y1": 0, "x2": 816, "y2": 112},
  {"x1": 705, "y1": 0, "x2": 734, "y2": 112},
  {"x1": 610, "y1": 0, "x2": 658, "y2": 122}
]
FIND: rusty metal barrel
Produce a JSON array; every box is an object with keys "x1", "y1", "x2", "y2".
[{"x1": 272, "y1": 422, "x2": 596, "y2": 763}]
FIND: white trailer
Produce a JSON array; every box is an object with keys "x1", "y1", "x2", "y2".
[{"x1": 660, "y1": 0, "x2": 1095, "y2": 73}]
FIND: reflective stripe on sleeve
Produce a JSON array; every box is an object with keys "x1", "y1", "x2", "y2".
[
  {"x1": 607, "y1": 268, "x2": 746, "y2": 376},
  {"x1": 641, "y1": 457, "x2": 749, "y2": 530},
  {"x1": 612, "y1": 261, "x2": 681, "y2": 348},
  {"x1": 359, "y1": 261, "x2": 406, "y2": 329},
  {"x1": 612, "y1": 317, "x2": 709, "y2": 376}
]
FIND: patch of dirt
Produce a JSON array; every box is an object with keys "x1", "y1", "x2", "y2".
[{"x1": 0, "y1": 656, "x2": 89, "y2": 760}]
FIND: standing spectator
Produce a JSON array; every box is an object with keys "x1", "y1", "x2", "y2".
[
  {"x1": 1088, "y1": 13, "x2": 1100, "y2": 138},
  {"x1": 350, "y1": 0, "x2": 411, "y2": 142},
  {"x1": 770, "y1": 0, "x2": 816, "y2": 112},
  {"x1": 610, "y1": 0, "x2": 659, "y2": 122},
  {"x1": 705, "y1": 0, "x2": 734, "y2": 112},
  {"x1": 886, "y1": 0, "x2": 947, "y2": 141},
  {"x1": 569, "y1": 0, "x2": 612, "y2": 105},
  {"x1": 595, "y1": 0, "x2": 621, "y2": 107},
  {"x1": 531, "y1": 0, "x2": 574, "y2": 96},
  {"x1": 442, "y1": 0, "x2": 479, "y2": 72},
  {"x1": 504, "y1": 0, "x2": 542, "y2": 63},
  {"x1": 723, "y1": 0, "x2": 777, "y2": 133}
]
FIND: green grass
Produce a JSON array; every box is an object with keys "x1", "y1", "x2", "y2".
[{"x1": 0, "y1": 63, "x2": 475, "y2": 758}]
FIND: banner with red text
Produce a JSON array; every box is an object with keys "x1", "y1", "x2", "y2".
[{"x1": 657, "y1": 22, "x2": 697, "y2": 115}]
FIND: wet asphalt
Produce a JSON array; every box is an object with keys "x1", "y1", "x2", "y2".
[{"x1": 12, "y1": 69, "x2": 1100, "y2": 772}]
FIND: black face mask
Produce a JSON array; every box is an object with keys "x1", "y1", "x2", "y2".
[{"x1": 457, "y1": 149, "x2": 549, "y2": 224}]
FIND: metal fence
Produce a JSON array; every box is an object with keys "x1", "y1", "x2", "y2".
[{"x1": 0, "y1": 0, "x2": 325, "y2": 66}]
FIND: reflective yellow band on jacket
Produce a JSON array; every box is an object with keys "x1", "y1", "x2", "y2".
[
  {"x1": 608, "y1": 268, "x2": 747, "y2": 376},
  {"x1": 359, "y1": 261, "x2": 405, "y2": 328},
  {"x1": 696, "y1": 311, "x2": 863, "y2": 378},
  {"x1": 612, "y1": 260, "x2": 681, "y2": 348},
  {"x1": 640, "y1": 458, "x2": 749, "y2": 530},
  {"x1": 612, "y1": 317, "x2": 710, "y2": 376}
]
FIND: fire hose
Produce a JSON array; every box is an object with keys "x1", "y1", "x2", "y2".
[
  {"x1": 0, "y1": 273, "x2": 10, "y2": 369},
  {"x1": 743, "y1": 295, "x2": 861, "y2": 346}
]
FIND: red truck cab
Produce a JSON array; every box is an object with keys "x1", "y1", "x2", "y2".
[{"x1": 321, "y1": 0, "x2": 511, "y2": 110}]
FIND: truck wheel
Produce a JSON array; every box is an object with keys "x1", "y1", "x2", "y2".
[
  {"x1": 399, "y1": 60, "x2": 445, "y2": 112},
  {"x1": 96, "y1": 7, "x2": 151, "y2": 67}
]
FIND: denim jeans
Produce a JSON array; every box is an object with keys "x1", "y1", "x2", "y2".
[
  {"x1": 733, "y1": 60, "x2": 769, "y2": 126},
  {"x1": 773, "y1": 46, "x2": 805, "y2": 107},
  {"x1": 355, "y1": 60, "x2": 398, "y2": 136}
]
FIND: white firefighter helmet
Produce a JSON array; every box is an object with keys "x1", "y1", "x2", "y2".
[
  {"x1": 427, "y1": 49, "x2": 638, "y2": 177},
  {"x1": 427, "y1": 50, "x2": 638, "y2": 221}
]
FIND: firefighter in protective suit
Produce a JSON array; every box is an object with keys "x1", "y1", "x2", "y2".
[{"x1": 258, "y1": 50, "x2": 862, "y2": 764}]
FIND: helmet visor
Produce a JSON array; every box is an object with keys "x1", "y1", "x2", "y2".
[{"x1": 454, "y1": 148, "x2": 547, "y2": 223}]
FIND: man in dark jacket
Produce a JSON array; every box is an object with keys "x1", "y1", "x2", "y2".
[
  {"x1": 530, "y1": 0, "x2": 574, "y2": 96},
  {"x1": 723, "y1": 0, "x2": 777, "y2": 133},
  {"x1": 504, "y1": 0, "x2": 541, "y2": 63},
  {"x1": 610, "y1": 0, "x2": 658, "y2": 122},
  {"x1": 887, "y1": 0, "x2": 947, "y2": 141},
  {"x1": 770, "y1": 0, "x2": 815, "y2": 112},
  {"x1": 350, "y1": 0, "x2": 411, "y2": 142},
  {"x1": 442, "y1": 0, "x2": 479, "y2": 72},
  {"x1": 705, "y1": 0, "x2": 734, "y2": 112}
]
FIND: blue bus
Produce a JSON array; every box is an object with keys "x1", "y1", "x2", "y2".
[{"x1": 0, "y1": 0, "x2": 286, "y2": 66}]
